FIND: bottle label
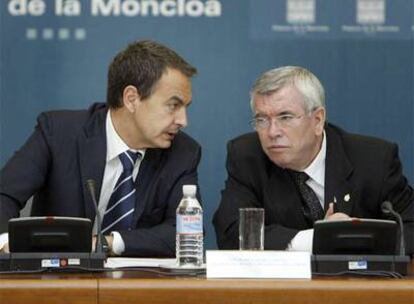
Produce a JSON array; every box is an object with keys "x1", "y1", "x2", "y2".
[{"x1": 176, "y1": 214, "x2": 203, "y2": 234}]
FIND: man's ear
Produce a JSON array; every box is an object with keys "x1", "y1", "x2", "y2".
[
  {"x1": 122, "y1": 85, "x2": 140, "y2": 113},
  {"x1": 313, "y1": 107, "x2": 326, "y2": 136}
]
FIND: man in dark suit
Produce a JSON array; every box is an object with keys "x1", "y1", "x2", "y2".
[
  {"x1": 213, "y1": 66, "x2": 414, "y2": 255},
  {"x1": 0, "y1": 40, "x2": 201, "y2": 257}
]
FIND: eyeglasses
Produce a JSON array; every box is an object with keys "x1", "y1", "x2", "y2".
[{"x1": 250, "y1": 113, "x2": 304, "y2": 130}]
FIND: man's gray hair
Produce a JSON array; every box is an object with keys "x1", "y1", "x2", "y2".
[{"x1": 250, "y1": 66, "x2": 325, "y2": 113}]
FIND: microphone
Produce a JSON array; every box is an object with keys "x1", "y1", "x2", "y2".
[
  {"x1": 86, "y1": 179, "x2": 105, "y2": 254},
  {"x1": 381, "y1": 201, "x2": 406, "y2": 256}
]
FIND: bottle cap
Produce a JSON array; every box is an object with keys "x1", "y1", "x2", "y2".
[{"x1": 183, "y1": 185, "x2": 197, "y2": 197}]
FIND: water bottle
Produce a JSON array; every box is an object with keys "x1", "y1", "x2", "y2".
[{"x1": 176, "y1": 185, "x2": 203, "y2": 267}]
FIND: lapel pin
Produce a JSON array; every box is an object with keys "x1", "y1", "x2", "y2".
[{"x1": 344, "y1": 193, "x2": 351, "y2": 202}]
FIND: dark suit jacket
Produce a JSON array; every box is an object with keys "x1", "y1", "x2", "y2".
[
  {"x1": 213, "y1": 123, "x2": 414, "y2": 255},
  {"x1": 0, "y1": 103, "x2": 201, "y2": 257}
]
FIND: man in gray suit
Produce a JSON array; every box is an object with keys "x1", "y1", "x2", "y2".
[
  {"x1": 0, "y1": 40, "x2": 201, "y2": 257},
  {"x1": 213, "y1": 66, "x2": 414, "y2": 255}
]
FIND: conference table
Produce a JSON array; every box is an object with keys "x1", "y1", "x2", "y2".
[{"x1": 0, "y1": 259, "x2": 413, "y2": 304}]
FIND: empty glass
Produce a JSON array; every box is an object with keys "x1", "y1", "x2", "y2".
[{"x1": 239, "y1": 208, "x2": 264, "y2": 250}]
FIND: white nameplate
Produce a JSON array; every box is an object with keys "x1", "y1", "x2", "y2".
[{"x1": 206, "y1": 250, "x2": 311, "y2": 279}]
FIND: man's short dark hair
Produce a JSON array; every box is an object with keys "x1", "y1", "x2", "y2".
[{"x1": 106, "y1": 40, "x2": 197, "y2": 108}]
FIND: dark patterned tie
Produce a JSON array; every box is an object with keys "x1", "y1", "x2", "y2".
[
  {"x1": 102, "y1": 150, "x2": 141, "y2": 234},
  {"x1": 290, "y1": 171, "x2": 325, "y2": 223}
]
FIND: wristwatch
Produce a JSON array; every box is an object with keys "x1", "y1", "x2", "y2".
[
  {"x1": 101, "y1": 235, "x2": 110, "y2": 254},
  {"x1": 95, "y1": 235, "x2": 109, "y2": 254}
]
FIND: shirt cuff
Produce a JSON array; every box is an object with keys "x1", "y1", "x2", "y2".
[
  {"x1": 111, "y1": 231, "x2": 125, "y2": 255},
  {"x1": 0, "y1": 233, "x2": 9, "y2": 251},
  {"x1": 286, "y1": 229, "x2": 314, "y2": 252}
]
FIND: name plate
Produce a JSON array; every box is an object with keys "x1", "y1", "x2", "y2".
[{"x1": 206, "y1": 250, "x2": 311, "y2": 279}]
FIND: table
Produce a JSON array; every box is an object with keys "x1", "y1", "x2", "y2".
[{"x1": 1, "y1": 260, "x2": 413, "y2": 304}]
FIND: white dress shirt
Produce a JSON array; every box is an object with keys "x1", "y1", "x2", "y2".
[
  {"x1": 96, "y1": 110, "x2": 146, "y2": 255},
  {"x1": 287, "y1": 131, "x2": 326, "y2": 252}
]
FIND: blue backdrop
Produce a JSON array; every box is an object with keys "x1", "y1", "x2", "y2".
[{"x1": 1, "y1": 0, "x2": 413, "y2": 249}]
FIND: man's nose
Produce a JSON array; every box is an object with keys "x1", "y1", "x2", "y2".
[
  {"x1": 267, "y1": 119, "x2": 283, "y2": 138},
  {"x1": 175, "y1": 107, "x2": 188, "y2": 128}
]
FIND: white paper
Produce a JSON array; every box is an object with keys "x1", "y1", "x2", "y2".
[
  {"x1": 105, "y1": 257, "x2": 176, "y2": 268},
  {"x1": 206, "y1": 250, "x2": 311, "y2": 279}
]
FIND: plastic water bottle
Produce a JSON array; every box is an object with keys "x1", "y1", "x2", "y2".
[{"x1": 176, "y1": 185, "x2": 203, "y2": 267}]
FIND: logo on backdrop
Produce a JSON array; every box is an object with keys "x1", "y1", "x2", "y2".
[
  {"x1": 286, "y1": 0, "x2": 315, "y2": 25},
  {"x1": 342, "y1": 0, "x2": 400, "y2": 36},
  {"x1": 356, "y1": 0, "x2": 385, "y2": 25},
  {"x1": 7, "y1": 0, "x2": 222, "y2": 41},
  {"x1": 250, "y1": 0, "x2": 411, "y2": 40},
  {"x1": 271, "y1": 0, "x2": 330, "y2": 36}
]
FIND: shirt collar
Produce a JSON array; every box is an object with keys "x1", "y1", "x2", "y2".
[
  {"x1": 303, "y1": 131, "x2": 326, "y2": 187},
  {"x1": 105, "y1": 110, "x2": 146, "y2": 162}
]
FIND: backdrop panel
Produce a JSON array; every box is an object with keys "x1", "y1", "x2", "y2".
[{"x1": 1, "y1": 0, "x2": 413, "y2": 248}]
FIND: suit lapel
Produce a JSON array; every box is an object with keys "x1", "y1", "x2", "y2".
[
  {"x1": 132, "y1": 148, "x2": 163, "y2": 224},
  {"x1": 324, "y1": 125, "x2": 354, "y2": 215},
  {"x1": 267, "y1": 165, "x2": 310, "y2": 229},
  {"x1": 78, "y1": 106, "x2": 107, "y2": 221}
]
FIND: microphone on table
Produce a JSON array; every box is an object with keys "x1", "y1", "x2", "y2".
[
  {"x1": 86, "y1": 179, "x2": 106, "y2": 254},
  {"x1": 381, "y1": 201, "x2": 406, "y2": 256}
]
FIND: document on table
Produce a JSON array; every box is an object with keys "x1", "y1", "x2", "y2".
[{"x1": 105, "y1": 258, "x2": 176, "y2": 268}]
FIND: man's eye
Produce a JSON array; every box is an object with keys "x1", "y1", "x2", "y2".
[
  {"x1": 278, "y1": 115, "x2": 294, "y2": 121},
  {"x1": 256, "y1": 117, "x2": 267, "y2": 123},
  {"x1": 168, "y1": 103, "x2": 179, "y2": 111}
]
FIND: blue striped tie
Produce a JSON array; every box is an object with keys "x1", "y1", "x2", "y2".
[{"x1": 102, "y1": 151, "x2": 141, "y2": 234}]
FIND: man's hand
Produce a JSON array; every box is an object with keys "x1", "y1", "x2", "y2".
[
  {"x1": 324, "y1": 203, "x2": 351, "y2": 221},
  {"x1": 105, "y1": 235, "x2": 114, "y2": 254},
  {"x1": 92, "y1": 235, "x2": 114, "y2": 255},
  {"x1": 0, "y1": 242, "x2": 9, "y2": 253}
]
